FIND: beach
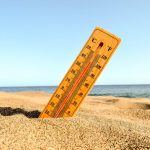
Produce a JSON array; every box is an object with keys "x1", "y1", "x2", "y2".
[{"x1": 0, "y1": 92, "x2": 150, "y2": 150}]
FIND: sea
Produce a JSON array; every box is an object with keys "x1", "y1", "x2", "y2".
[{"x1": 0, "y1": 84, "x2": 150, "y2": 98}]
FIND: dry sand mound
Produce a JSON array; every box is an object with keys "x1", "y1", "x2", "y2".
[
  {"x1": 117, "y1": 102, "x2": 150, "y2": 110},
  {"x1": 0, "y1": 92, "x2": 150, "y2": 150}
]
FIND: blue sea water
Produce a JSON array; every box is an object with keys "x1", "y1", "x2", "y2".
[{"x1": 0, "y1": 84, "x2": 150, "y2": 98}]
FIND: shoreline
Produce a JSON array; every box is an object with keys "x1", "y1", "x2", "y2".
[
  {"x1": 0, "y1": 84, "x2": 150, "y2": 99},
  {"x1": 0, "y1": 91, "x2": 150, "y2": 99}
]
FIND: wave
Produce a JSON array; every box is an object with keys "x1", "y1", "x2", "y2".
[
  {"x1": 0, "y1": 85, "x2": 150, "y2": 99},
  {"x1": 88, "y1": 93, "x2": 150, "y2": 98}
]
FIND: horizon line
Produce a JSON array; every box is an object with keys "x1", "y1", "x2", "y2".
[{"x1": 0, "y1": 83, "x2": 150, "y2": 88}]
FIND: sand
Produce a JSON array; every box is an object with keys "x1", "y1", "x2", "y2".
[{"x1": 0, "y1": 92, "x2": 150, "y2": 150}]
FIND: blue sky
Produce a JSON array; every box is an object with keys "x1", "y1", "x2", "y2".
[{"x1": 0, "y1": 0, "x2": 150, "y2": 86}]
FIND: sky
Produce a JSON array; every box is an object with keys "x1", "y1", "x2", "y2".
[{"x1": 0, "y1": 0, "x2": 150, "y2": 86}]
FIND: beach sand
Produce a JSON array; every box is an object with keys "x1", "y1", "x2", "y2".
[{"x1": 0, "y1": 92, "x2": 150, "y2": 150}]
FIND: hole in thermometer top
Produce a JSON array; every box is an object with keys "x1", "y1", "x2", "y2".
[{"x1": 39, "y1": 27, "x2": 121, "y2": 118}]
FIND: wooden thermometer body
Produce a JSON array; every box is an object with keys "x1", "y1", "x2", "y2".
[{"x1": 39, "y1": 27, "x2": 121, "y2": 118}]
